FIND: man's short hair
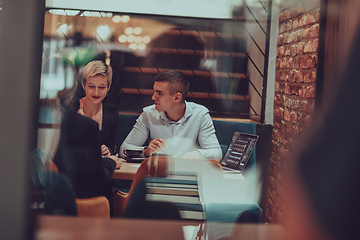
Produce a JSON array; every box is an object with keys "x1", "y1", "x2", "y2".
[
  {"x1": 155, "y1": 70, "x2": 189, "y2": 101},
  {"x1": 81, "y1": 60, "x2": 113, "y2": 87}
]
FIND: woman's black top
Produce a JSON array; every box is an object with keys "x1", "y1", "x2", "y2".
[
  {"x1": 54, "y1": 108, "x2": 116, "y2": 201},
  {"x1": 69, "y1": 99, "x2": 118, "y2": 152}
]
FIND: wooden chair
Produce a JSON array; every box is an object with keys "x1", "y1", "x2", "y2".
[
  {"x1": 50, "y1": 162, "x2": 111, "y2": 219},
  {"x1": 32, "y1": 148, "x2": 111, "y2": 219},
  {"x1": 112, "y1": 155, "x2": 168, "y2": 217}
]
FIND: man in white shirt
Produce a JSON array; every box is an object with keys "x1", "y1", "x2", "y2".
[{"x1": 120, "y1": 70, "x2": 222, "y2": 161}]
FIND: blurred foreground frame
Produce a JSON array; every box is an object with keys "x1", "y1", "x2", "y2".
[{"x1": 0, "y1": 0, "x2": 45, "y2": 240}]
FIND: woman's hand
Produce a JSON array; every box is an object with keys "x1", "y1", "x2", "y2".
[
  {"x1": 106, "y1": 155, "x2": 124, "y2": 169},
  {"x1": 77, "y1": 99, "x2": 85, "y2": 116},
  {"x1": 101, "y1": 144, "x2": 111, "y2": 156}
]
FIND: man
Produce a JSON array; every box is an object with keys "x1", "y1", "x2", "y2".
[{"x1": 120, "y1": 69, "x2": 222, "y2": 161}]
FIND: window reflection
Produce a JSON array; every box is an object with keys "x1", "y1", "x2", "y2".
[{"x1": 35, "y1": 3, "x2": 271, "y2": 239}]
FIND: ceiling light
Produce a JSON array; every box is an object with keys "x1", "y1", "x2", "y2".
[
  {"x1": 129, "y1": 43, "x2": 138, "y2": 50},
  {"x1": 118, "y1": 35, "x2": 127, "y2": 43},
  {"x1": 142, "y1": 35, "x2": 151, "y2": 44},
  {"x1": 100, "y1": 12, "x2": 112, "y2": 18},
  {"x1": 134, "y1": 36, "x2": 142, "y2": 43},
  {"x1": 121, "y1": 15, "x2": 130, "y2": 23},
  {"x1": 64, "y1": 10, "x2": 79, "y2": 16},
  {"x1": 112, "y1": 15, "x2": 122, "y2": 23},
  {"x1": 49, "y1": 9, "x2": 67, "y2": 16},
  {"x1": 134, "y1": 27, "x2": 142, "y2": 35},
  {"x1": 127, "y1": 35, "x2": 135, "y2": 43},
  {"x1": 138, "y1": 43, "x2": 146, "y2": 51},
  {"x1": 124, "y1": 27, "x2": 133, "y2": 35},
  {"x1": 96, "y1": 25, "x2": 111, "y2": 41},
  {"x1": 91, "y1": 12, "x2": 101, "y2": 17},
  {"x1": 57, "y1": 24, "x2": 69, "y2": 36}
]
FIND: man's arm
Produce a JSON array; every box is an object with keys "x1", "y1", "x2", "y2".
[
  {"x1": 196, "y1": 113, "x2": 223, "y2": 161},
  {"x1": 119, "y1": 113, "x2": 150, "y2": 158}
]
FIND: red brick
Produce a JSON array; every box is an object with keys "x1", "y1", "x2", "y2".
[
  {"x1": 299, "y1": 55, "x2": 316, "y2": 68},
  {"x1": 275, "y1": 82, "x2": 280, "y2": 92},
  {"x1": 294, "y1": 56, "x2": 300, "y2": 68},
  {"x1": 284, "y1": 109, "x2": 290, "y2": 121},
  {"x1": 279, "y1": 82, "x2": 286, "y2": 93},
  {"x1": 279, "y1": 22, "x2": 286, "y2": 34},
  {"x1": 274, "y1": 106, "x2": 284, "y2": 118},
  {"x1": 284, "y1": 96, "x2": 300, "y2": 110},
  {"x1": 280, "y1": 58, "x2": 286, "y2": 69},
  {"x1": 290, "y1": 110, "x2": 297, "y2": 123},
  {"x1": 285, "y1": 45, "x2": 292, "y2": 56},
  {"x1": 303, "y1": 71, "x2": 316, "y2": 83},
  {"x1": 292, "y1": 19, "x2": 299, "y2": 29},
  {"x1": 291, "y1": 84, "x2": 299, "y2": 95},
  {"x1": 300, "y1": 13, "x2": 316, "y2": 27},
  {"x1": 310, "y1": 24, "x2": 320, "y2": 38},
  {"x1": 274, "y1": 94, "x2": 284, "y2": 105},
  {"x1": 313, "y1": 39, "x2": 319, "y2": 52},
  {"x1": 290, "y1": 44, "x2": 297, "y2": 56},
  {"x1": 278, "y1": 46, "x2": 285, "y2": 57},
  {"x1": 297, "y1": 42, "x2": 305, "y2": 54},
  {"x1": 284, "y1": 83, "x2": 291, "y2": 94},
  {"x1": 287, "y1": 58, "x2": 294, "y2": 68},
  {"x1": 276, "y1": 59, "x2": 281, "y2": 69},
  {"x1": 286, "y1": 20, "x2": 293, "y2": 31},
  {"x1": 301, "y1": 27, "x2": 310, "y2": 39},
  {"x1": 304, "y1": 40, "x2": 314, "y2": 53},
  {"x1": 290, "y1": 69, "x2": 303, "y2": 83},
  {"x1": 301, "y1": 85, "x2": 316, "y2": 98},
  {"x1": 300, "y1": 99, "x2": 313, "y2": 112},
  {"x1": 287, "y1": 32, "x2": 297, "y2": 43},
  {"x1": 275, "y1": 71, "x2": 281, "y2": 81},
  {"x1": 279, "y1": 10, "x2": 291, "y2": 22}
]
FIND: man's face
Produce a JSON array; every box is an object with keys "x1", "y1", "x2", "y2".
[{"x1": 151, "y1": 81, "x2": 176, "y2": 112}]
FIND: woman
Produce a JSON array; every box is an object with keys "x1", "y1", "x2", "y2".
[
  {"x1": 70, "y1": 60, "x2": 118, "y2": 156},
  {"x1": 53, "y1": 104, "x2": 122, "y2": 208}
]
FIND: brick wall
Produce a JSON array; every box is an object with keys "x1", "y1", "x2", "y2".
[{"x1": 265, "y1": 1, "x2": 320, "y2": 224}]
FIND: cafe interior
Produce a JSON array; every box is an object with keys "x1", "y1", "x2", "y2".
[{"x1": 2, "y1": 0, "x2": 360, "y2": 240}]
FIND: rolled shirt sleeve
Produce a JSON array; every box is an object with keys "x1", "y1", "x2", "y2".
[{"x1": 196, "y1": 112, "x2": 223, "y2": 161}]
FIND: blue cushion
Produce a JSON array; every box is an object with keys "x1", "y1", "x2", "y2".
[{"x1": 114, "y1": 114, "x2": 139, "y2": 153}]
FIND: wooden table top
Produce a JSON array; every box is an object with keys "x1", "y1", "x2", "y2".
[{"x1": 34, "y1": 215, "x2": 286, "y2": 240}]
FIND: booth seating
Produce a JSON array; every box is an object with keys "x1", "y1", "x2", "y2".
[{"x1": 114, "y1": 113, "x2": 270, "y2": 224}]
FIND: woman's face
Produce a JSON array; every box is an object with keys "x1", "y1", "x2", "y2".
[{"x1": 82, "y1": 75, "x2": 109, "y2": 104}]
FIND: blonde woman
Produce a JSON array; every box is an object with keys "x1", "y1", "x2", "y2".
[{"x1": 70, "y1": 60, "x2": 118, "y2": 156}]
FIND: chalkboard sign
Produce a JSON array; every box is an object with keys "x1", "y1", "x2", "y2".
[{"x1": 220, "y1": 132, "x2": 259, "y2": 172}]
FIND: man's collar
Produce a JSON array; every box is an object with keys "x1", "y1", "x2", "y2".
[{"x1": 159, "y1": 101, "x2": 193, "y2": 123}]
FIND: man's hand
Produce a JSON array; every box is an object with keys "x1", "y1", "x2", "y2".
[
  {"x1": 77, "y1": 99, "x2": 85, "y2": 115},
  {"x1": 144, "y1": 138, "x2": 167, "y2": 157},
  {"x1": 101, "y1": 144, "x2": 111, "y2": 156},
  {"x1": 106, "y1": 155, "x2": 124, "y2": 169},
  {"x1": 181, "y1": 150, "x2": 201, "y2": 159}
]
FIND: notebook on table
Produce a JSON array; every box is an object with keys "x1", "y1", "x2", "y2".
[{"x1": 220, "y1": 132, "x2": 259, "y2": 174}]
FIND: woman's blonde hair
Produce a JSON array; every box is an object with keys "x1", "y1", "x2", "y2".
[{"x1": 81, "y1": 60, "x2": 113, "y2": 87}]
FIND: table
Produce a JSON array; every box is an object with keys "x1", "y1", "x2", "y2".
[
  {"x1": 34, "y1": 215, "x2": 286, "y2": 240},
  {"x1": 111, "y1": 162, "x2": 140, "y2": 180}
]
